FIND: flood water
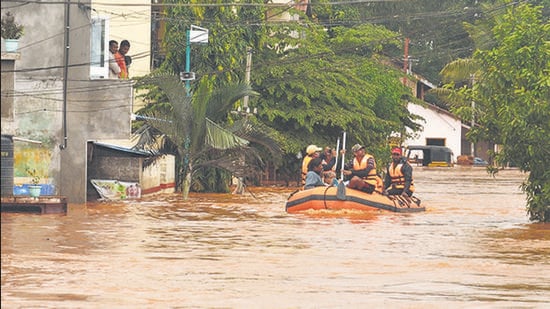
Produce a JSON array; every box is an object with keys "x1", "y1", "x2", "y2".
[{"x1": 2, "y1": 167, "x2": 549, "y2": 308}]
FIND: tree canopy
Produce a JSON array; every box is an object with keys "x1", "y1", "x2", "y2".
[
  {"x1": 437, "y1": 2, "x2": 550, "y2": 222},
  {"x1": 152, "y1": 2, "x2": 422, "y2": 184}
]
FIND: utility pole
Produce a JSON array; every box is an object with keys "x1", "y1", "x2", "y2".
[
  {"x1": 470, "y1": 74, "x2": 476, "y2": 157},
  {"x1": 403, "y1": 38, "x2": 409, "y2": 73},
  {"x1": 60, "y1": 0, "x2": 70, "y2": 150},
  {"x1": 234, "y1": 47, "x2": 253, "y2": 195},
  {"x1": 242, "y1": 47, "x2": 253, "y2": 113}
]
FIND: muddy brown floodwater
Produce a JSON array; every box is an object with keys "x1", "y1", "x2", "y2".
[{"x1": 2, "y1": 167, "x2": 549, "y2": 308}]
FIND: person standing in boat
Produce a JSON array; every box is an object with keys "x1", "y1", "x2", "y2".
[
  {"x1": 342, "y1": 144, "x2": 383, "y2": 193},
  {"x1": 301, "y1": 144, "x2": 322, "y2": 186},
  {"x1": 383, "y1": 147, "x2": 415, "y2": 197},
  {"x1": 304, "y1": 158, "x2": 328, "y2": 190}
]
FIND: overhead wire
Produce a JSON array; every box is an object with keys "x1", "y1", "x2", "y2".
[
  {"x1": 5, "y1": 2, "x2": 484, "y2": 71},
  {"x1": 2, "y1": 0, "x2": 535, "y2": 104},
  {"x1": 2, "y1": 0, "x2": 407, "y2": 7}
]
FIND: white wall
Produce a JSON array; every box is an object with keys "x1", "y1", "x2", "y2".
[
  {"x1": 405, "y1": 103, "x2": 462, "y2": 163},
  {"x1": 141, "y1": 155, "x2": 176, "y2": 194},
  {"x1": 92, "y1": 0, "x2": 151, "y2": 78}
]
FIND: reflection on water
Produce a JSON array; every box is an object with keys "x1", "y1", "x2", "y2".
[{"x1": 2, "y1": 168, "x2": 549, "y2": 308}]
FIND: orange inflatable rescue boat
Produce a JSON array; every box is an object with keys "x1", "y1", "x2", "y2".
[{"x1": 285, "y1": 183, "x2": 425, "y2": 213}]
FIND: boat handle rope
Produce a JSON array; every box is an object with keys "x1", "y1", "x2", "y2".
[
  {"x1": 387, "y1": 195, "x2": 401, "y2": 208},
  {"x1": 287, "y1": 189, "x2": 300, "y2": 199},
  {"x1": 381, "y1": 189, "x2": 421, "y2": 208},
  {"x1": 377, "y1": 189, "x2": 399, "y2": 208},
  {"x1": 397, "y1": 195, "x2": 411, "y2": 208},
  {"x1": 410, "y1": 196, "x2": 422, "y2": 205},
  {"x1": 323, "y1": 185, "x2": 332, "y2": 209}
]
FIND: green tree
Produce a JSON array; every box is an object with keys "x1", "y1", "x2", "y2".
[
  {"x1": 253, "y1": 20, "x2": 421, "y2": 166},
  {"x1": 436, "y1": 2, "x2": 550, "y2": 222},
  {"x1": 340, "y1": 0, "x2": 549, "y2": 83},
  {"x1": 134, "y1": 72, "x2": 281, "y2": 199},
  {"x1": 146, "y1": 1, "x2": 277, "y2": 192},
  {"x1": 154, "y1": 2, "x2": 424, "y2": 183},
  {"x1": 353, "y1": 0, "x2": 480, "y2": 83},
  {"x1": 161, "y1": 0, "x2": 267, "y2": 86}
]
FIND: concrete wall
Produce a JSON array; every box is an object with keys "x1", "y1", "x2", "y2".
[
  {"x1": 60, "y1": 79, "x2": 132, "y2": 203},
  {"x1": 141, "y1": 155, "x2": 176, "y2": 195},
  {"x1": 1, "y1": 54, "x2": 19, "y2": 136}
]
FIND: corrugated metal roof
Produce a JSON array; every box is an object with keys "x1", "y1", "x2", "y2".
[{"x1": 93, "y1": 142, "x2": 151, "y2": 157}]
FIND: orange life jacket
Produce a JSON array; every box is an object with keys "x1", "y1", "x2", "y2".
[
  {"x1": 301, "y1": 155, "x2": 313, "y2": 185},
  {"x1": 388, "y1": 162, "x2": 415, "y2": 192},
  {"x1": 353, "y1": 154, "x2": 382, "y2": 190}
]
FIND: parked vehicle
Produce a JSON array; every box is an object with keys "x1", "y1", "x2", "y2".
[
  {"x1": 406, "y1": 145, "x2": 454, "y2": 167},
  {"x1": 473, "y1": 157, "x2": 489, "y2": 166}
]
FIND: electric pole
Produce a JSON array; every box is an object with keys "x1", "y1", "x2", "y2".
[{"x1": 242, "y1": 47, "x2": 252, "y2": 113}]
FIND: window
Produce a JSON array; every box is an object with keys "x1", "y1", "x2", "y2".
[
  {"x1": 426, "y1": 138, "x2": 445, "y2": 146},
  {"x1": 90, "y1": 16, "x2": 110, "y2": 79}
]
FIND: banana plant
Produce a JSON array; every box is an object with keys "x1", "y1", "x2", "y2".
[{"x1": 133, "y1": 72, "x2": 281, "y2": 199}]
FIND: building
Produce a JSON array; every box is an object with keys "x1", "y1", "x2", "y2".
[
  {"x1": 1, "y1": 1, "x2": 133, "y2": 203},
  {"x1": 402, "y1": 74, "x2": 492, "y2": 163},
  {"x1": 87, "y1": 142, "x2": 175, "y2": 201}
]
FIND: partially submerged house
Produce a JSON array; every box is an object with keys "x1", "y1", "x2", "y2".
[
  {"x1": 1, "y1": 1, "x2": 133, "y2": 203},
  {"x1": 87, "y1": 142, "x2": 175, "y2": 201},
  {"x1": 402, "y1": 74, "x2": 492, "y2": 163}
]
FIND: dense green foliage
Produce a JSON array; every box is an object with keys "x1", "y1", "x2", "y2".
[
  {"x1": 438, "y1": 2, "x2": 550, "y2": 222},
  {"x1": 151, "y1": 2, "x2": 422, "y2": 186},
  {"x1": 315, "y1": 0, "x2": 549, "y2": 84},
  {"x1": 254, "y1": 21, "x2": 416, "y2": 148},
  {"x1": 161, "y1": 0, "x2": 267, "y2": 85},
  {"x1": 134, "y1": 73, "x2": 281, "y2": 199}
]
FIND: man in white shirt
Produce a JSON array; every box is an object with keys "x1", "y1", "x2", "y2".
[{"x1": 108, "y1": 40, "x2": 121, "y2": 79}]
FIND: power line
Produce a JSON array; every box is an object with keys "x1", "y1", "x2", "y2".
[
  {"x1": 2, "y1": 0, "x2": 406, "y2": 8},
  {"x1": 3, "y1": 0, "x2": 534, "y2": 97}
]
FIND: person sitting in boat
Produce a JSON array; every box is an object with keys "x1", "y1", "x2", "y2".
[
  {"x1": 304, "y1": 158, "x2": 328, "y2": 190},
  {"x1": 323, "y1": 170, "x2": 339, "y2": 186},
  {"x1": 342, "y1": 144, "x2": 383, "y2": 194},
  {"x1": 320, "y1": 146, "x2": 339, "y2": 185},
  {"x1": 301, "y1": 144, "x2": 322, "y2": 187},
  {"x1": 320, "y1": 146, "x2": 337, "y2": 173},
  {"x1": 383, "y1": 147, "x2": 415, "y2": 197}
]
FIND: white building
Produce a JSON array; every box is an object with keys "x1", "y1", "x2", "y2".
[{"x1": 404, "y1": 102, "x2": 462, "y2": 164}]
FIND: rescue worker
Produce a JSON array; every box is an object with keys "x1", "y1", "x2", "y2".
[
  {"x1": 383, "y1": 147, "x2": 415, "y2": 197},
  {"x1": 301, "y1": 144, "x2": 322, "y2": 186},
  {"x1": 343, "y1": 144, "x2": 383, "y2": 193}
]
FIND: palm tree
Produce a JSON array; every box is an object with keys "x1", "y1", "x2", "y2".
[{"x1": 133, "y1": 72, "x2": 281, "y2": 199}]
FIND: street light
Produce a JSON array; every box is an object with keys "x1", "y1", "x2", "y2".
[
  {"x1": 182, "y1": 25, "x2": 208, "y2": 96},
  {"x1": 181, "y1": 25, "x2": 208, "y2": 184}
]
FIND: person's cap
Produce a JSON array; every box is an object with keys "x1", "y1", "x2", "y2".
[
  {"x1": 351, "y1": 144, "x2": 365, "y2": 153},
  {"x1": 306, "y1": 145, "x2": 322, "y2": 155},
  {"x1": 391, "y1": 147, "x2": 402, "y2": 155}
]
